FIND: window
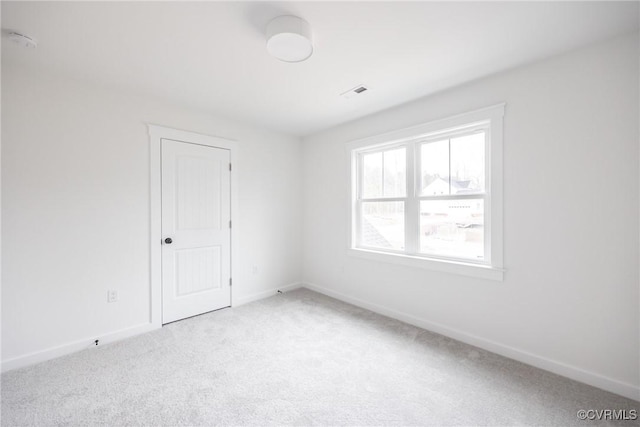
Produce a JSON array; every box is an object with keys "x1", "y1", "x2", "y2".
[{"x1": 348, "y1": 105, "x2": 504, "y2": 280}]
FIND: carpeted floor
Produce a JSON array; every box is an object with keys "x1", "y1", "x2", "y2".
[{"x1": 1, "y1": 288, "x2": 638, "y2": 426}]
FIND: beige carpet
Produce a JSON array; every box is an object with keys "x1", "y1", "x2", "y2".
[{"x1": 1, "y1": 288, "x2": 638, "y2": 426}]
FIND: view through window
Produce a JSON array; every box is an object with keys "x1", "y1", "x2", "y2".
[{"x1": 354, "y1": 125, "x2": 490, "y2": 264}]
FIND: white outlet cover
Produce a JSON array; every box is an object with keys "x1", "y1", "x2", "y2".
[{"x1": 107, "y1": 290, "x2": 118, "y2": 303}]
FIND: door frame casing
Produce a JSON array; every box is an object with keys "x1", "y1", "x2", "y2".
[{"x1": 148, "y1": 124, "x2": 237, "y2": 328}]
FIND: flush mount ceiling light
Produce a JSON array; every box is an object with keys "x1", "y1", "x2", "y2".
[
  {"x1": 7, "y1": 31, "x2": 37, "y2": 48},
  {"x1": 266, "y1": 15, "x2": 313, "y2": 63}
]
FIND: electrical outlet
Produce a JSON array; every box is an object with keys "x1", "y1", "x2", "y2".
[{"x1": 107, "y1": 290, "x2": 119, "y2": 303}]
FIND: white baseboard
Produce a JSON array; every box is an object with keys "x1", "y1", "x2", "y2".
[
  {"x1": 232, "y1": 282, "x2": 303, "y2": 307},
  {"x1": 2, "y1": 282, "x2": 304, "y2": 373},
  {"x1": 303, "y1": 282, "x2": 640, "y2": 402},
  {"x1": 1, "y1": 322, "x2": 159, "y2": 373},
  {"x1": 5, "y1": 281, "x2": 636, "y2": 401}
]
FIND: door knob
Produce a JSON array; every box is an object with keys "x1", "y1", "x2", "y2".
[{"x1": 164, "y1": 238, "x2": 173, "y2": 244}]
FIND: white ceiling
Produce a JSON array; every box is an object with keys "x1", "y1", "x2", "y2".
[{"x1": 2, "y1": 1, "x2": 638, "y2": 136}]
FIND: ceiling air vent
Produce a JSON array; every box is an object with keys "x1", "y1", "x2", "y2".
[{"x1": 341, "y1": 85, "x2": 369, "y2": 99}]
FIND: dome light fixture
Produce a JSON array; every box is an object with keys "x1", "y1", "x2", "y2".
[
  {"x1": 266, "y1": 15, "x2": 313, "y2": 63},
  {"x1": 7, "y1": 31, "x2": 37, "y2": 49}
]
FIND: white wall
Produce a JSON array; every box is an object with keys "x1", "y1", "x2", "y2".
[
  {"x1": 302, "y1": 33, "x2": 639, "y2": 399},
  {"x1": 2, "y1": 64, "x2": 303, "y2": 366},
  {"x1": 3, "y1": 30, "x2": 638, "y2": 402}
]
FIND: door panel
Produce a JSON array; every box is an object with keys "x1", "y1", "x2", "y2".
[
  {"x1": 175, "y1": 247, "x2": 221, "y2": 296},
  {"x1": 161, "y1": 139, "x2": 231, "y2": 324},
  {"x1": 176, "y1": 155, "x2": 221, "y2": 230}
]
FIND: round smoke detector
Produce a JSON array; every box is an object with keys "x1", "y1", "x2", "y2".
[
  {"x1": 266, "y1": 15, "x2": 313, "y2": 63},
  {"x1": 8, "y1": 32, "x2": 37, "y2": 49}
]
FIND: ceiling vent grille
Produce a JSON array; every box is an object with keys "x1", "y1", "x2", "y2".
[{"x1": 341, "y1": 85, "x2": 369, "y2": 99}]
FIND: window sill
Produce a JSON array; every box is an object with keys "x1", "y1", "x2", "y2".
[{"x1": 347, "y1": 248, "x2": 504, "y2": 281}]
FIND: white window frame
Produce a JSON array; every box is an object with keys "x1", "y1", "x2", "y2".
[{"x1": 346, "y1": 104, "x2": 505, "y2": 281}]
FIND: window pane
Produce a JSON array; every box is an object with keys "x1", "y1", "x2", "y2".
[
  {"x1": 450, "y1": 132, "x2": 485, "y2": 194},
  {"x1": 361, "y1": 202, "x2": 404, "y2": 250},
  {"x1": 420, "y1": 199, "x2": 484, "y2": 260},
  {"x1": 421, "y1": 140, "x2": 450, "y2": 196},
  {"x1": 362, "y1": 152, "x2": 382, "y2": 198},
  {"x1": 383, "y1": 148, "x2": 406, "y2": 197}
]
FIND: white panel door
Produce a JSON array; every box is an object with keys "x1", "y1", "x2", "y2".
[{"x1": 161, "y1": 139, "x2": 231, "y2": 324}]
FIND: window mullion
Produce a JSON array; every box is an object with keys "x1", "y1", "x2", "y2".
[
  {"x1": 448, "y1": 138, "x2": 452, "y2": 194},
  {"x1": 405, "y1": 143, "x2": 419, "y2": 254},
  {"x1": 354, "y1": 154, "x2": 362, "y2": 247},
  {"x1": 360, "y1": 196, "x2": 408, "y2": 203},
  {"x1": 355, "y1": 200, "x2": 363, "y2": 248},
  {"x1": 380, "y1": 150, "x2": 385, "y2": 197}
]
